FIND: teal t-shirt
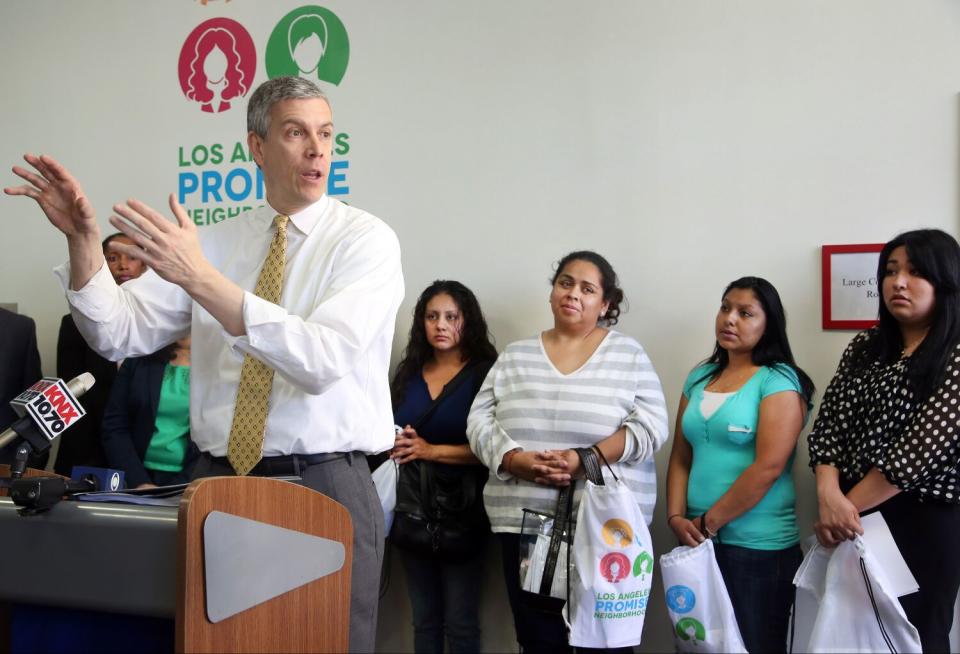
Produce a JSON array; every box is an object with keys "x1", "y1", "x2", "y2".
[
  {"x1": 144, "y1": 364, "x2": 191, "y2": 472},
  {"x1": 681, "y1": 363, "x2": 807, "y2": 550}
]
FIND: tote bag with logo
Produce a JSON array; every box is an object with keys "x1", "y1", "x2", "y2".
[
  {"x1": 659, "y1": 539, "x2": 747, "y2": 653},
  {"x1": 564, "y1": 479, "x2": 655, "y2": 648}
]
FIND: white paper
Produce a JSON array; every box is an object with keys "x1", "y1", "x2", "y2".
[
  {"x1": 829, "y1": 251, "x2": 881, "y2": 321},
  {"x1": 860, "y1": 512, "x2": 919, "y2": 597}
]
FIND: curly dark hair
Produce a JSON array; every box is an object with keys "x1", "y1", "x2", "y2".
[
  {"x1": 550, "y1": 250, "x2": 626, "y2": 326},
  {"x1": 391, "y1": 280, "x2": 498, "y2": 407}
]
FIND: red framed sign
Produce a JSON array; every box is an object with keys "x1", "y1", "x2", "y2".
[{"x1": 821, "y1": 243, "x2": 885, "y2": 329}]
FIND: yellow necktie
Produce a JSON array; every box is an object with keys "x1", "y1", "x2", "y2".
[{"x1": 227, "y1": 214, "x2": 289, "y2": 476}]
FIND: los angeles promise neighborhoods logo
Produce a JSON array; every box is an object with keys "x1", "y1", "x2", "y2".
[{"x1": 176, "y1": 5, "x2": 352, "y2": 226}]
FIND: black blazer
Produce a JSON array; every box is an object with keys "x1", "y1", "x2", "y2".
[
  {"x1": 0, "y1": 308, "x2": 45, "y2": 468},
  {"x1": 0, "y1": 308, "x2": 42, "y2": 430},
  {"x1": 101, "y1": 354, "x2": 198, "y2": 487}
]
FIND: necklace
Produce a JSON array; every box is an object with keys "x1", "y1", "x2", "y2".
[{"x1": 901, "y1": 331, "x2": 929, "y2": 358}]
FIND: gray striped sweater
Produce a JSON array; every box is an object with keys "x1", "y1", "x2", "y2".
[{"x1": 466, "y1": 330, "x2": 669, "y2": 533}]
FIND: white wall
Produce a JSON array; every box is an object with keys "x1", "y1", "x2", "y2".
[{"x1": 2, "y1": 2, "x2": 959, "y2": 652}]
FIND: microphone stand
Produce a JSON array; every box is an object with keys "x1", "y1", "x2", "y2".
[{"x1": 0, "y1": 422, "x2": 91, "y2": 515}]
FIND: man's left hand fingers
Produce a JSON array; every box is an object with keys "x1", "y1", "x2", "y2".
[
  {"x1": 124, "y1": 199, "x2": 174, "y2": 234},
  {"x1": 168, "y1": 193, "x2": 194, "y2": 230},
  {"x1": 108, "y1": 214, "x2": 157, "y2": 252}
]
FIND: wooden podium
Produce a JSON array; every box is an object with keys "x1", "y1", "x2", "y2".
[
  {"x1": 177, "y1": 476, "x2": 352, "y2": 653},
  {"x1": 0, "y1": 470, "x2": 353, "y2": 653}
]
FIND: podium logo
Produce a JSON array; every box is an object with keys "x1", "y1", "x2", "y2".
[
  {"x1": 265, "y1": 6, "x2": 349, "y2": 85},
  {"x1": 178, "y1": 18, "x2": 256, "y2": 113}
]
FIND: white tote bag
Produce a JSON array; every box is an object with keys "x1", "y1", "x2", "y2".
[
  {"x1": 659, "y1": 539, "x2": 747, "y2": 653},
  {"x1": 564, "y1": 479, "x2": 654, "y2": 649},
  {"x1": 371, "y1": 459, "x2": 398, "y2": 533},
  {"x1": 791, "y1": 537, "x2": 921, "y2": 653}
]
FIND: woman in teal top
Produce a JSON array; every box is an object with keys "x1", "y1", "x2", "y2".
[
  {"x1": 102, "y1": 337, "x2": 197, "y2": 488},
  {"x1": 666, "y1": 277, "x2": 814, "y2": 654}
]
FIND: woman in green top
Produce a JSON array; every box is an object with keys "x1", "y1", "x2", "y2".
[
  {"x1": 665, "y1": 277, "x2": 814, "y2": 653},
  {"x1": 102, "y1": 337, "x2": 197, "y2": 488}
]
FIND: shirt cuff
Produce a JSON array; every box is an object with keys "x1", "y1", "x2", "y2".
[
  {"x1": 54, "y1": 260, "x2": 115, "y2": 320},
  {"x1": 225, "y1": 291, "x2": 287, "y2": 354},
  {"x1": 493, "y1": 440, "x2": 523, "y2": 481},
  {"x1": 620, "y1": 424, "x2": 637, "y2": 462}
]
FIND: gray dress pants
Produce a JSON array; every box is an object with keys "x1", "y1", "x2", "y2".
[{"x1": 191, "y1": 452, "x2": 384, "y2": 653}]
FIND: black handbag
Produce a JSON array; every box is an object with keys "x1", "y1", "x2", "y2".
[{"x1": 389, "y1": 362, "x2": 491, "y2": 562}]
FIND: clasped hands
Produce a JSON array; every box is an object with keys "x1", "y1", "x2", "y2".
[
  {"x1": 5, "y1": 154, "x2": 211, "y2": 289},
  {"x1": 390, "y1": 426, "x2": 435, "y2": 464},
  {"x1": 814, "y1": 486, "x2": 863, "y2": 547},
  {"x1": 504, "y1": 449, "x2": 582, "y2": 486}
]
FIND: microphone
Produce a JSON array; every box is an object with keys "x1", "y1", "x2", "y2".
[{"x1": 0, "y1": 373, "x2": 96, "y2": 450}]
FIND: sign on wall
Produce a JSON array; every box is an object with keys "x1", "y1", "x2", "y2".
[
  {"x1": 821, "y1": 243, "x2": 884, "y2": 330},
  {"x1": 175, "y1": 4, "x2": 353, "y2": 227}
]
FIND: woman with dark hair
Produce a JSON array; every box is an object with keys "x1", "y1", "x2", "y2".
[
  {"x1": 390, "y1": 280, "x2": 497, "y2": 654},
  {"x1": 665, "y1": 276, "x2": 814, "y2": 653},
  {"x1": 467, "y1": 251, "x2": 668, "y2": 653},
  {"x1": 809, "y1": 228, "x2": 960, "y2": 652}
]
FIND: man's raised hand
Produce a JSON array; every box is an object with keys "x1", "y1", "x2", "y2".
[
  {"x1": 109, "y1": 193, "x2": 211, "y2": 290},
  {"x1": 5, "y1": 154, "x2": 99, "y2": 239}
]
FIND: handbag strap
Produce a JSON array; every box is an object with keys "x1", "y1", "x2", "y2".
[
  {"x1": 574, "y1": 446, "x2": 621, "y2": 485},
  {"x1": 539, "y1": 482, "x2": 575, "y2": 595},
  {"x1": 410, "y1": 361, "x2": 480, "y2": 432}
]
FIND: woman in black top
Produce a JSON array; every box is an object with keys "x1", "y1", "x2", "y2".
[
  {"x1": 808, "y1": 228, "x2": 960, "y2": 652},
  {"x1": 390, "y1": 280, "x2": 497, "y2": 654}
]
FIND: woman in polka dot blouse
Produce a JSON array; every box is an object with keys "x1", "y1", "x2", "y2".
[{"x1": 808, "y1": 228, "x2": 960, "y2": 653}]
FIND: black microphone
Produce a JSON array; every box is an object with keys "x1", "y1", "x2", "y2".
[{"x1": 0, "y1": 373, "x2": 95, "y2": 451}]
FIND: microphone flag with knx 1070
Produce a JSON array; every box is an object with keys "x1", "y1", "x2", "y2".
[
  {"x1": 9, "y1": 375, "x2": 90, "y2": 441},
  {"x1": 0, "y1": 373, "x2": 96, "y2": 452}
]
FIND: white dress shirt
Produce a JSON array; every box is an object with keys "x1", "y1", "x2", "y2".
[{"x1": 55, "y1": 196, "x2": 404, "y2": 456}]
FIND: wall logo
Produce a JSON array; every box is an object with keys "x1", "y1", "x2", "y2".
[
  {"x1": 176, "y1": 8, "x2": 352, "y2": 226},
  {"x1": 665, "y1": 585, "x2": 696, "y2": 614},
  {"x1": 178, "y1": 18, "x2": 256, "y2": 113},
  {"x1": 265, "y1": 6, "x2": 349, "y2": 84}
]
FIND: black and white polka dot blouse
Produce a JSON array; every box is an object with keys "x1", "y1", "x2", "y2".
[{"x1": 808, "y1": 329, "x2": 960, "y2": 503}]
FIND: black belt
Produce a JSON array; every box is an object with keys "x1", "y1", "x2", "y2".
[{"x1": 203, "y1": 451, "x2": 355, "y2": 476}]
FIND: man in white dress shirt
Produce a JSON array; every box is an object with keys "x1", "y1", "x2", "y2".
[{"x1": 5, "y1": 76, "x2": 403, "y2": 652}]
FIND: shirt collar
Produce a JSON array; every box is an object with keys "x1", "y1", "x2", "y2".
[{"x1": 264, "y1": 195, "x2": 331, "y2": 235}]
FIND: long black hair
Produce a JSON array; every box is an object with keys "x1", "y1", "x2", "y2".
[
  {"x1": 696, "y1": 276, "x2": 815, "y2": 402},
  {"x1": 391, "y1": 280, "x2": 498, "y2": 407},
  {"x1": 551, "y1": 250, "x2": 626, "y2": 326},
  {"x1": 855, "y1": 228, "x2": 960, "y2": 399}
]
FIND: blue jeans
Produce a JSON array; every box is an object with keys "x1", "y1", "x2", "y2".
[
  {"x1": 713, "y1": 542, "x2": 801, "y2": 654},
  {"x1": 399, "y1": 547, "x2": 485, "y2": 654}
]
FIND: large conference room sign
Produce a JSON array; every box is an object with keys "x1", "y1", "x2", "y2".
[{"x1": 821, "y1": 243, "x2": 884, "y2": 330}]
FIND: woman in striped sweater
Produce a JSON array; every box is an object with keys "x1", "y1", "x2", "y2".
[{"x1": 467, "y1": 250, "x2": 669, "y2": 653}]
